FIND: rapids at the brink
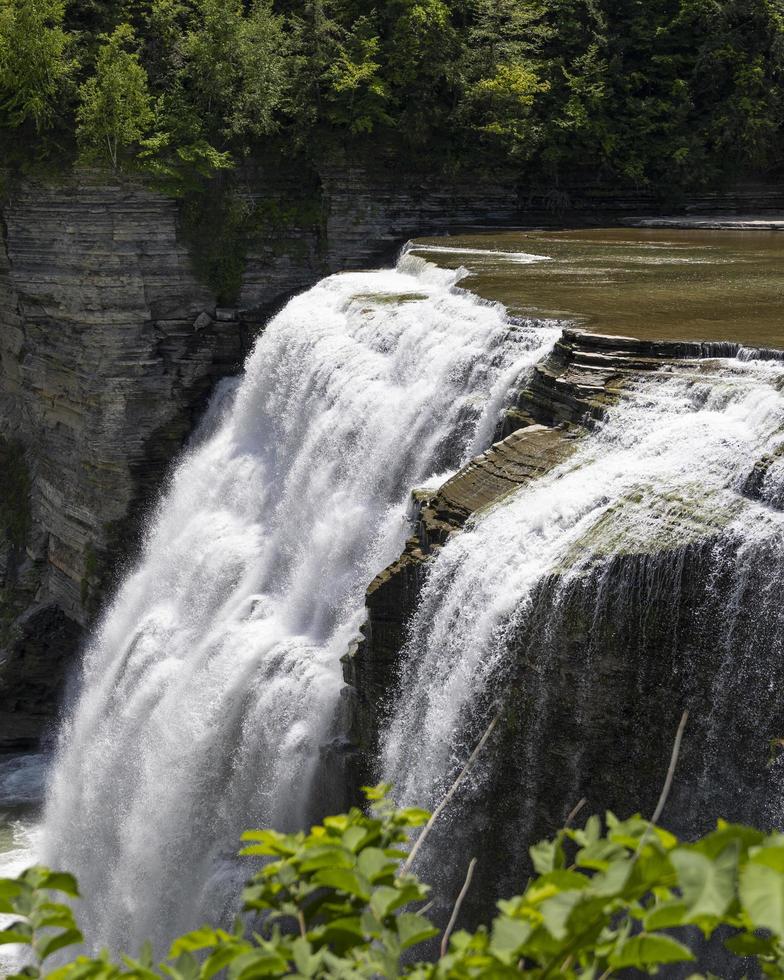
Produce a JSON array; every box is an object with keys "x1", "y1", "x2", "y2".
[
  {"x1": 40, "y1": 255, "x2": 559, "y2": 954},
  {"x1": 382, "y1": 350, "x2": 784, "y2": 895}
]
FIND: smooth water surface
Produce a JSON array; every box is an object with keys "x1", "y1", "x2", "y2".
[{"x1": 410, "y1": 228, "x2": 784, "y2": 346}]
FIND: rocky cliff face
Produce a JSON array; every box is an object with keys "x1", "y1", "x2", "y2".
[
  {"x1": 0, "y1": 164, "x2": 558, "y2": 751},
  {"x1": 343, "y1": 329, "x2": 750, "y2": 766},
  {"x1": 0, "y1": 179, "x2": 240, "y2": 748},
  {"x1": 342, "y1": 329, "x2": 784, "y2": 926},
  {"x1": 1, "y1": 164, "x2": 781, "y2": 752}
]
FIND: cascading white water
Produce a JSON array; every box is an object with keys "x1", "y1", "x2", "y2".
[
  {"x1": 40, "y1": 254, "x2": 559, "y2": 954},
  {"x1": 382, "y1": 354, "x2": 784, "y2": 826},
  {"x1": 0, "y1": 755, "x2": 46, "y2": 975}
]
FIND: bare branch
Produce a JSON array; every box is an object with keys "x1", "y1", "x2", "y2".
[
  {"x1": 440, "y1": 857, "x2": 477, "y2": 958},
  {"x1": 399, "y1": 713, "x2": 500, "y2": 876},
  {"x1": 564, "y1": 797, "x2": 587, "y2": 828},
  {"x1": 634, "y1": 709, "x2": 689, "y2": 858}
]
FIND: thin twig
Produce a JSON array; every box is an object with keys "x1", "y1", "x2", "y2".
[
  {"x1": 440, "y1": 857, "x2": 477, "y2": 958},
  {"x1": 400, "y1": 713, "x2": 500, "y2": 876},
  {"x1": 542, "y1": 714, "x2": 689, "y2": 979},
  {"x1": 634, "y1": 709, "x2": 689, "y2": 858},
  {"x1": 564, "y1": 797, "x2": 587, "y2": 828}
]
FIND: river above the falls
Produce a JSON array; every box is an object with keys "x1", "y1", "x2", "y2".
[
  {"x1": 409, "y1": 226, "x2": 784, "y2": 347},
  {"x1": 2, "y1": 221, "x2": 782, "y2": 967}
]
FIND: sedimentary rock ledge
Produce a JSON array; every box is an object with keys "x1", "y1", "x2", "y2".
[{"x1": 343, "y1": 325, "x2": 784, "y2": 785}]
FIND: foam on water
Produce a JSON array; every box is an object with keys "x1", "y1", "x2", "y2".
[
  {"x1": 40, "y1": 258, "x2": 559, "y2": 954},
  {"x1": 382, "y1": 356, "x2": 784, "y2": 813},
  {"x1": 0, "y1": 754, "x2": 47, "y2": 974},
  {"x1": 407, "y1": 243, "x2": 551, "y2": 264}
]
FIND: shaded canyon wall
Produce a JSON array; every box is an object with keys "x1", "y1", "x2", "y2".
[
  {"x1": 342, "y1": 330, "x2": 784, "y2": 932},
  {"x1": 1, "y1": 164, "x2": 783, "y2": 752}
]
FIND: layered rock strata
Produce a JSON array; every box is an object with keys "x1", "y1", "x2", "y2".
[
  {"x1": 342, "y1": 329, "x2": 784, "y2": 943},
  {"x1": 2, "y1": 164, "x2": 783, "y2": 751},
  {"x1": 342, "y1": 329, "x2": 783, "y2": 786}
]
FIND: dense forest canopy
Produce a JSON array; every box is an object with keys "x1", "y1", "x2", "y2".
[{"x1": 0, "y1": 0, "x2": 782, "y2": 192}]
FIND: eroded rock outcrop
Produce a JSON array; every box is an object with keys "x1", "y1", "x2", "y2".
[
  {"x1": 342, "y1": 329, "x2": 784, "y2": 786},
  {"x1": 0, "y1": 179, "x2": 250, "y2": 748},
  {"x1": 342, "y1": 329, "x2": 784, "y2": 945},
  {"x1": 0, "y1": 166, "x2": 561, "y2": 750}
]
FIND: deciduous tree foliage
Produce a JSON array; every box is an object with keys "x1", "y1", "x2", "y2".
[
  {"x1": 6, "y1": 788, "x2": 784, "y2": 978},
  {"x1": 76, "y1": 23, "x2": 153, "y2": 168},
  {"x1": 1, "y1": 0, "x2": 783, "y2": 187},
  {"x1": 182, "y1": 0, "x2": 288, "y2": 144},
  {"x1": 0, "y1": 0, "x2": 73, "y2": 132}
]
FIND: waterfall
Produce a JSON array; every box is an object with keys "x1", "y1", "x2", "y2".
[
  {"x1": 40, "y1": 255, "x2": 559, "y2": 954},
  {"x1": 382, "y1": 354, "x2": 784, "y2": 907}
]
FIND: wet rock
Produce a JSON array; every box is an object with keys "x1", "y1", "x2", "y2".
[
  {"x1": 0, "y1": 165, "x2": 563, "y2": 747},
  {"x1": 446, "y1": 534, "x2": 784, "y2": 935},
  {"x1": 344, "y1": 329, "x2": 765, "y2": 790},
  {"x1": 0, "y1": 604, "x2": 81, "y2": 751},
  {"x1": 743, "y1": 445, "x2": 784, "y2": 510}
]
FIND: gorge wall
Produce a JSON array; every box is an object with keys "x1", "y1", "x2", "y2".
[
  {"x1": 1, "y1": 163, "x2": 783, "y2": 754},
  {"x1": 0, "y1": 165, "x2": 525, "y2": 751},
  {"x1": 345, "y1": 329, "x2": 784, "y2": 931},
  {"x1": 344, "y1": 328, "x2": 750, "y2": 766}
]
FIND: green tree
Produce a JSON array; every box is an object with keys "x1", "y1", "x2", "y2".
[
  {"x1": 184, "y1": 0, "x2": 289, "y2": 146},
  {"x1": 136, "y1": 88, "x2": 233, "y2": 196},
  {"x1": 457, "y1": 0, "x2": 553, "y2": 158},
  {"x1": 132, "y1": 0, "x2": 234, "y2": 193},
  {"x1": 0, "y1": 0, "x2": 73, "y2": 132},
  {"x1": 76, "y1": 23, "x2": 153, "y2": 169},
  {"x1": 383, "y1": 0, "x2": 460, "y2": 143},
  {"x1": 285, "y1": 1, "x2": 343, "y2": 135},
  {"x1": 463, "y1": 0, "x2": 553, "y2": 75},
  {"x1": 324, "y1": 14, "x2": 392, "y2": 135},
  {"x1": 463, "y1": 62, "x2": 550, "y2": 156},
  {"x1": 2, "y1": 0, "x2": 784, "y2": 197},
  {"x1": 673, "y1": 0, "x2": 784, "y2": 173},
  {"x1": 140, "y1": 0, "x2": 195, "y2": 93}
]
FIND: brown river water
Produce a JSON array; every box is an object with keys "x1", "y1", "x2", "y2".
[
  {"x1": 0, "y1": 224, "x2": 780, "y2": 971},
  {"x1": 409, "y1": 227, "x2": 784, "y2": 348}
]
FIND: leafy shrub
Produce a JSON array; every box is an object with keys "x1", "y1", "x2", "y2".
[
  {"x1": 4, "y1": 786, "x2": 784, "y2": 978},
  {"x1": 0, "y1": 0, "x2": 74, "y2": 133}
]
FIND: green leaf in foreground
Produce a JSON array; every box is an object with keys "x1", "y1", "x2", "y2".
[
  {"x1": 671, "y1": 842, "x2": 738, "y2": 920},
  {"x1": 740, "y1": 860, "x2": 784, "y2": 935},
  {"x1": 609, "y1": 933, "x2": 696, "y2": 969}
]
